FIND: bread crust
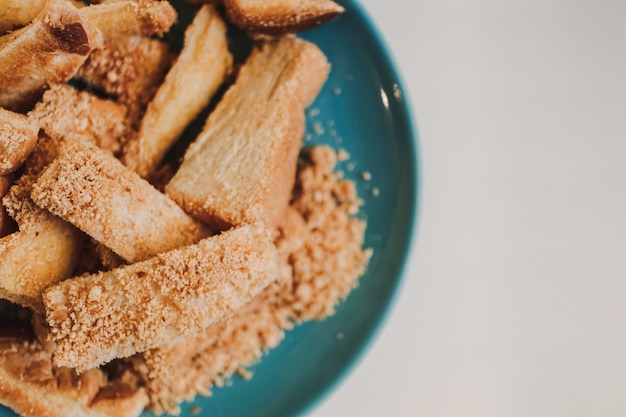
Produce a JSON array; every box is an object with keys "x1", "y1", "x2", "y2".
[
  {"x1": 0, "y1": 109, "x2": 38, "y2": 176},
  {"x1": 0, "y1": 0, "x2": 101, "y2": 112},
  {"x1": 223, "y1": 0, "x2": 344, "y2": 35},
  {"x1": 166, "y1": 37, "x2": 330, "y2": 231},
  {"x1": 31, "y1": 141, "x2": 210, "y2": 263}
]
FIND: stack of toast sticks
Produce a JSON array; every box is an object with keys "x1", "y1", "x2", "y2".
[{"x1": 0, "y1": 0, "x2": 363, "y2": 416}]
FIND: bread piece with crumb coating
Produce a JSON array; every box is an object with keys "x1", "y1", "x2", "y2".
[
  {"x1": 79, "y1": 0, "x2": 177, "y2": 40},
  {"x1": 0, "y1": 335, "x2": 148, "y2": 417},
  {"x1": 223, "y1": 0, "x2": 344, "y2": 35},
  {"x1": 31, "y1": 141, "x2": 210, "y2": 263},
  {"x1": 0, "y1": 109, "x2": 39, "y2": 176},
  {"x1": 32, "y1": 85, "x2": 128, "y2": 156},
  {"x1": 43, "y1": 223, "x2": 279, "y2": 371},
  {"x1": 0, "y1": 0, "x2": 102, "y2": 112},
  {"x1": 0, "y1": 177, "x2": 84, "y2": 309},
  {"x1": 76, "y1": 35, "x2": 174, "y2": 128},
  {"x1": 166, "y1": 37, "x2": 330, "y2": 231}
]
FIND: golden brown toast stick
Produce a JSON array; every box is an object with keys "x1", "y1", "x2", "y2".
[
  {"x1": 122, "y1": 5, "x2": 233, "y2": 178},
  {"x1": 0, "y1": 178, "x2": 84, "y2": 308},
  {"x1": 0, "y1": 336, "x2": 148, "y2": 417},
  {"x1": 32, "y1": 85, "x2": 128, "y2": 156},
  {"x1": 79, "y1": 0, "x2": 177, "y2": 40},
  {"x1": 0, "y1": 0, "x2": 47, "y2": 34},
  {"x1": 223, "y1": 0, "x2": 344, "y2": 35},
  {"x1": 0, "y1": 108, "x2": 38, "y2": 175},
  {"x1": 0, "y1": 0, "x2": 102, "y2": 112},
  {"x1": 76, "y1": 35, "x2": 174, "y2": 127},
  {"x1": 43, "y1": 223, "x2": 278, "y2": 371},
  {"x1": 166, "y1": 37, "x2": 330, "y2": 231},
  {"x1": 31, "y1": 141, "x2": 210, "y2": 263}
]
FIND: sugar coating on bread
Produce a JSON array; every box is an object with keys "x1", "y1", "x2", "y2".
[
  {"x1": 43, "y1": 223, "x2": 279, "y2": 372},
  {"x1": 0, "y1": 109, "x2": 38, "y2": 176},
  {"x1": 31, "y1": 141, "x2": 210, "y2": 263},
  {"x1": 166, "y1": 37, "x2": 330, "y2": 231},
  {"x1": 32, "y1": 85, "x2": 129, "y2": 156},
  {"x1": 76, "y1": 35, "x2": 174, "y2": 128}
]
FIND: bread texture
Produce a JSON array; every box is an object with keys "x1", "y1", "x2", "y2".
[
  {"x1": 79, "y1": 0, "x2": 177, "y2": 40},
  {"x1": 122, "y1": 5, "x2": 233, "y2": 178},
  {"x1": 0, "y1": 335, "x2": 148, "y2": 417},
  {"x1": 31, "y1": 141, "x2": 210, "y2": 263},
  {"x1": 166, "y1": 36, "x2": 330, "y2": 231},
  {"x1": 223, "y1": 0, "x2": 344, "y2": 35},
  {"x1": 0, "y1": 0, "x2": 102, "y2": 112},
  {"x1": 32, "y1": 85, "x2": 129, "y2": 156},
  {"x1": 0, "y1": 109, "x2": 38, "y2": 175},
  {"x1": 0, "y1": 178, "x2": 84, "y2": 309},
  {"x1": 43, "y1": 223, "x2": 278, "y2": 371}
]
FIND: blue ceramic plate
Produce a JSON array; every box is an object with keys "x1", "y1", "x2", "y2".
[{"x1": 0, "y1": 1, "x2": 418, "y2": 416}]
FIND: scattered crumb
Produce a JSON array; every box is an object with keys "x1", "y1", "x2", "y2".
[
  {"x1": 311, "y1": 121, "x2": 324, "y2": 136},
  {"x1": 371, "y1": 187, "x2": 380, "y2": 197},
  {"x1": 306, "y1": 107, "x2": 320, "y2": 117},
  {"x1": 345, "y1": 162, "x2": 356, "y2": 172},
  {"x1": 337, "y1": 148, "x2": 350, "y2": 161},
  {"x1": 189, "y1": 405, "x2": 201, "y2": 414},
  {"x1": 361, "y1": 171, "x2": 372, "y2": 181},
  {"x1": 331, "y1": 87, "x2": 342, "y2": 95}
]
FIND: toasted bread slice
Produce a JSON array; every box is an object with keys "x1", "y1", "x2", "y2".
[
  {"x1": 223, "y1": 0, "x2": 344, "y2": 35},
  {"x1": 0, "y1": 177, "x2": 84, "y2": 308},
  {"x1": 122, "y1": 5, "x2": 233, "y2": 178},
  {"x1": 43, "y1": 223, "x2": 278, "y2": 371},
  {"x1": 79, "y1": 0, "x2": 177, "y2": 40},
  {"x1": 166, "y1": 37, "x2": 330, "y2": 231},
  {"x1": 0, "y1": 0, "x2": 47, "y2": 35},
  {"x1": 32, "y1": 85, "x2": 128, "y2": 156},
  {"x1": 31, "y1": 141, "x2": 210, "y2": 263},
  {"x1": 0, "y1": 335, "x2": 148, "y2": 417},
  {"x1": 0, "y1": 0, "x2": 102, "y2": 112},
  {"x1": 76, "y1": 35, "x2": 174, "y2": 128},
  {"x1": 0, "y1": 108, "x2": 39, "y2": 175}
]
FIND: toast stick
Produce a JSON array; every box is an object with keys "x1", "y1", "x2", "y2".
[
  {"x1": 0, "y1": 337, "x2": 148, "y2": 417},
  {"x1": 0, "y1": 108, "x2": 39, "y2": 176},
  {"x1": 32, "y1": 85, "x2": 128, "y2": 156},
  {"x1": 223, "y1": 0, "x2": 344, "y2": 35},
  {"x1": 122, "y1": 5, "x2": 233, "y2": 178},
  {"x1": 43, "y1": 223, "x2": 278, "y2": 371},
  {"x1": 166, "y1": 37, "x2": 330, "y2": 231},
  {"x1": 79, "y1": 0, "x2": 177, "y2": 40},
  {"x1": 0, "y1": 0, "x2": 47, "y2": 34},
  {"x1": 76, "y1": 35, "x2": 174, "y2": 128},
  {"x1": 0, "y1": 178, "x2": 84, "y2": 308},
  {"x1": 0, "y1": 0, "x2": 102, "y2": 112},
  {"x1": 31, "y1": 141, "x2": 210, "y2": 263}
]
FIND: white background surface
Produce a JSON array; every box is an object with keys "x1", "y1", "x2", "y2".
[{"x1": 312, "y1": 1, "x2": 626, "y2": 416}]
